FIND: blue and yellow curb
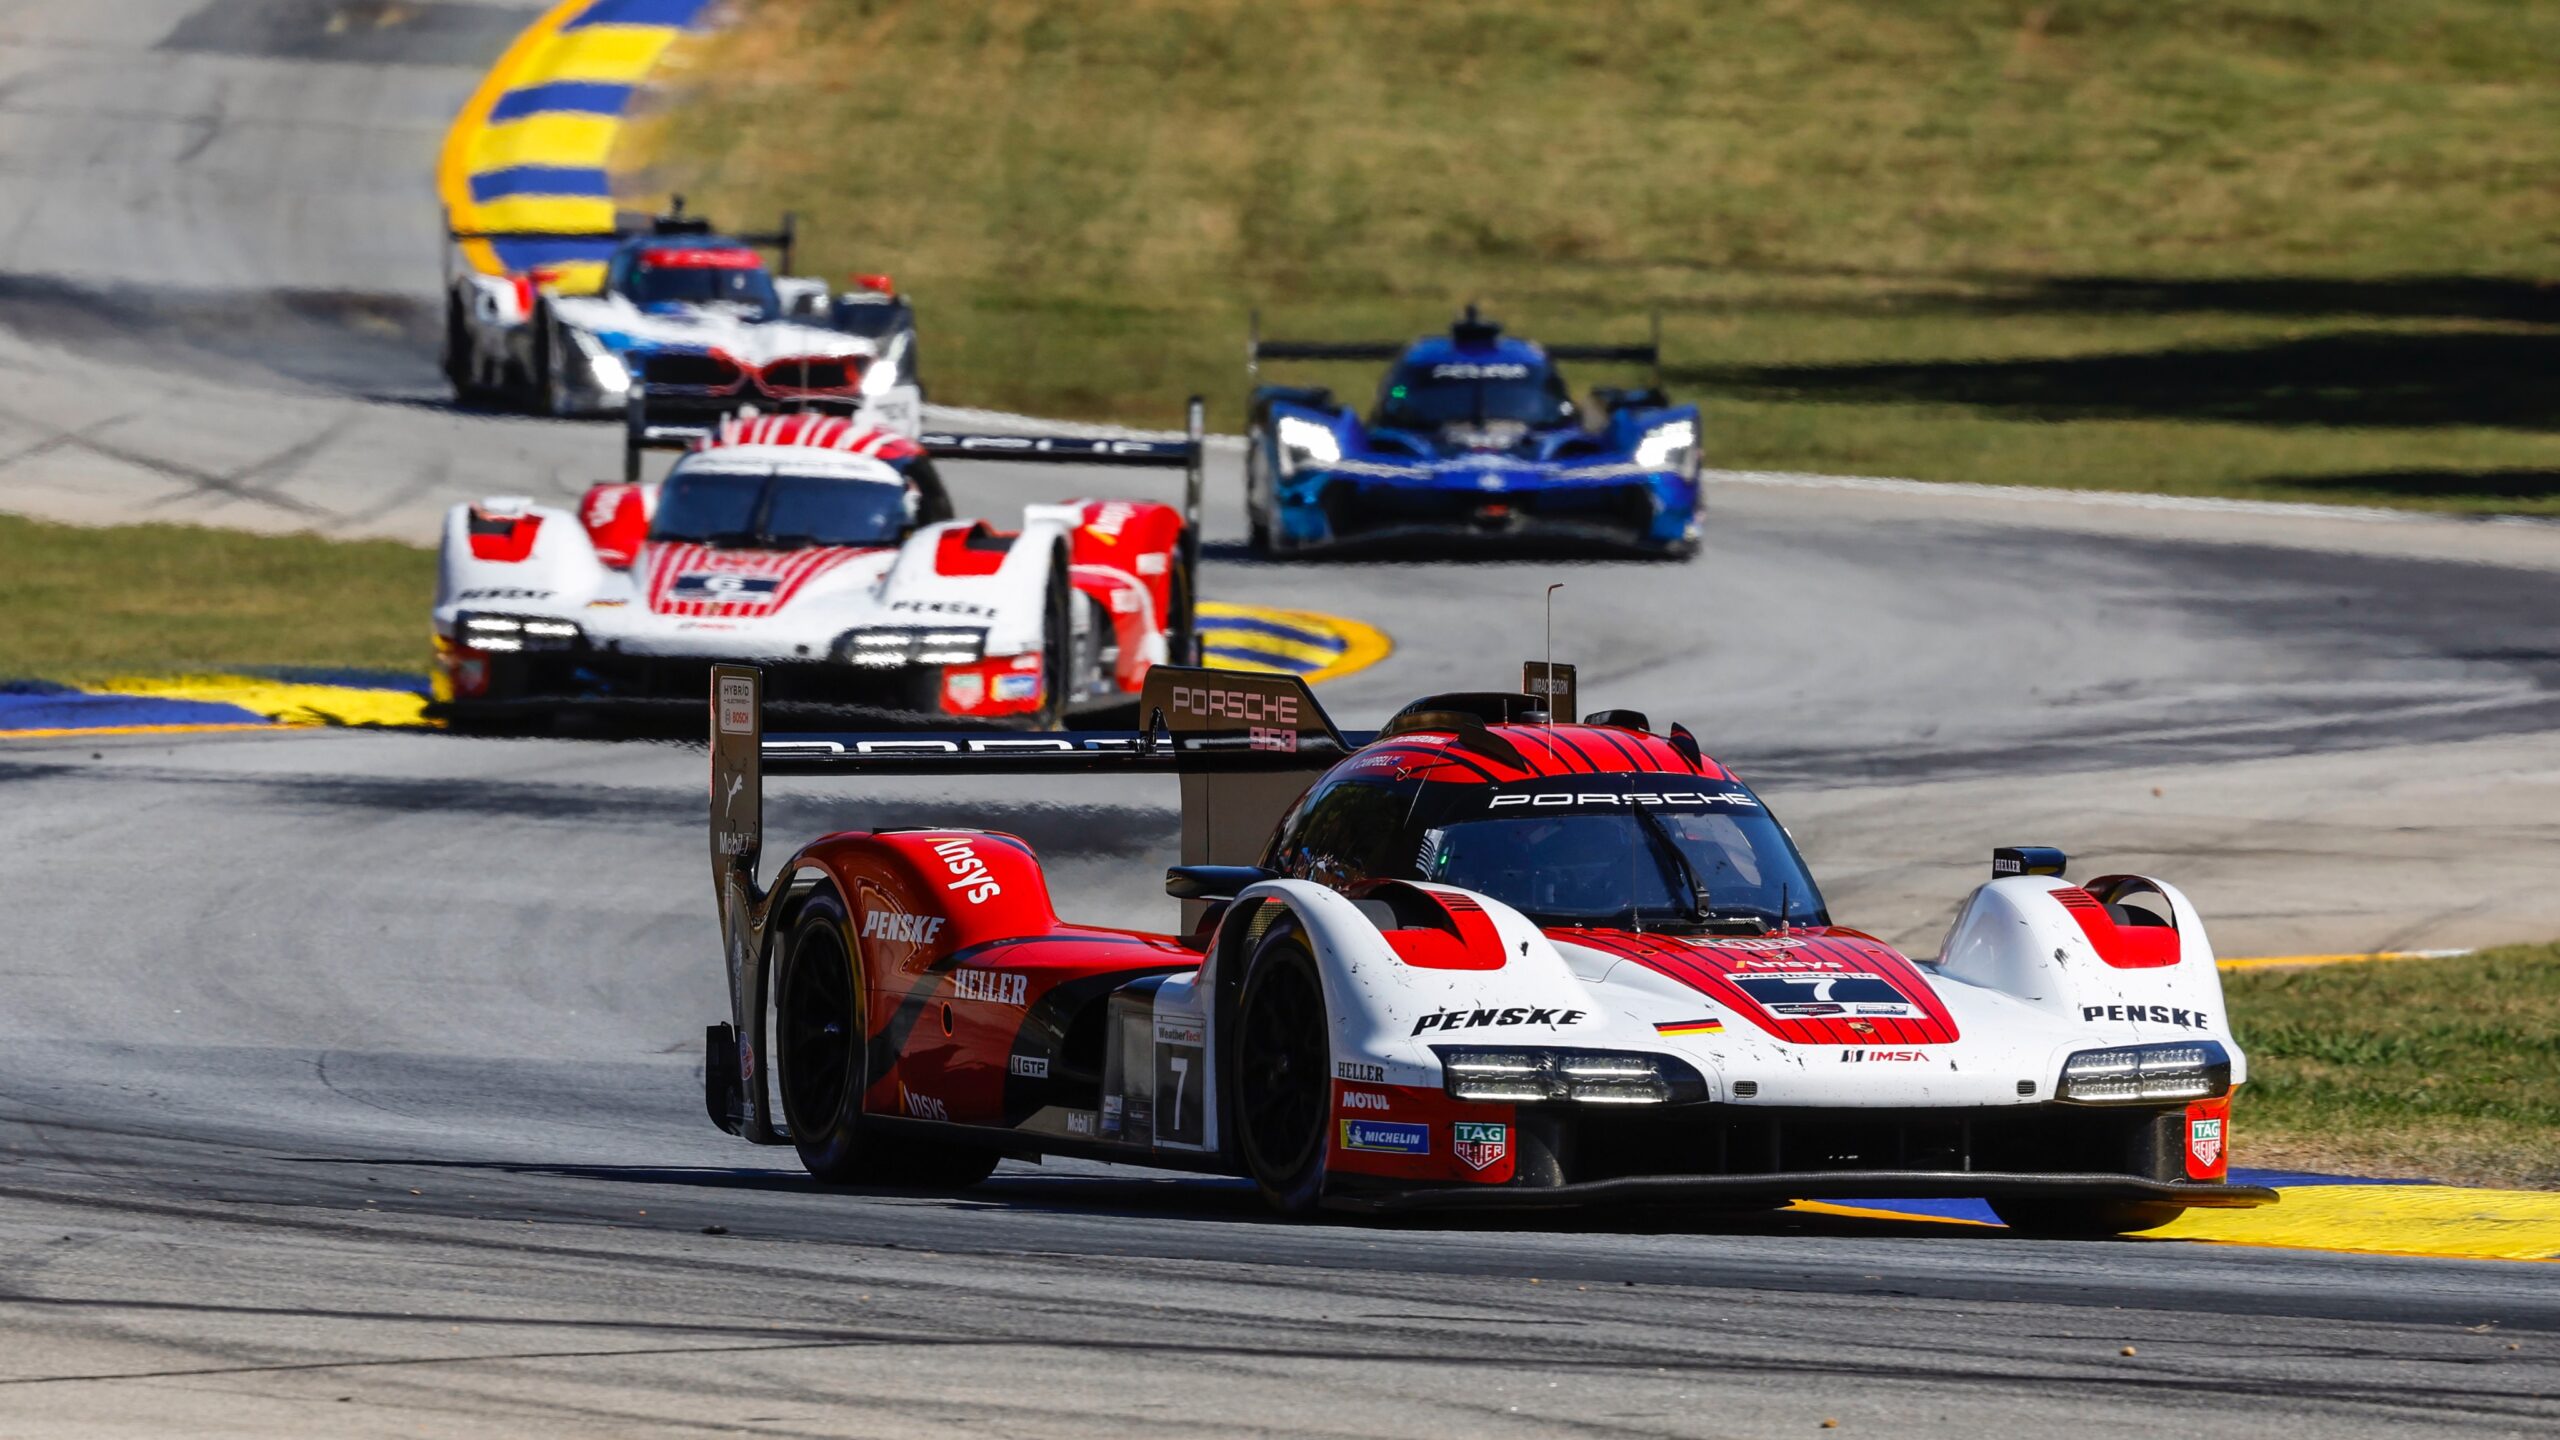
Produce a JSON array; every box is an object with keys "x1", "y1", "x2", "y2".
[
  {"x1": 0, "y1": 674, "x2": 431, "y2": 737},
  {"x1": 439, "y1": 0, "x2": 716, "y2": 286},
  {"x1": 1198, "y1": 602, "x2": 1392, "y2": 683},
  {"x1": 1794, "y1": 1171, "x2": 2560, "y2": 1263}
]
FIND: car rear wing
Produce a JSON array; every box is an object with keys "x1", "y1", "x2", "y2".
[
  {"x1": 1248, "y1": 308, "x2": 1662, "y2": 387},
  {"x1": 706, "y1": 661, "x2": 1361, "y2": 1140},
  {"x1": 631, "y1": 400, "x2": 1211, "y2": 661},
  {"x1": 443, "y1": 196, "x2": 799, "y2": 279}
]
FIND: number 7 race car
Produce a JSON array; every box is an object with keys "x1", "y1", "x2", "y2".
[
  {"x1": 430, "y1": 405, "x2": 1204, "y2": 730},
  {"x1": 698, "y1": 662, "x2": 2278, "y2": 1233}
]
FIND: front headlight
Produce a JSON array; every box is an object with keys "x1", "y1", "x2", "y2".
[
  {"x1": 834, "y1": 627, "x2": 988, "y2": 667},
  {"x1": 1633, "y1": 419, "x2": 1697, "y2": 473},
  {"x1": 1436, "y1": 1047, "x2": 1706, "y2": 1105},
  {"x1": 2057, "y1": 1040, "x2": 2232, "y2": 1103},
  {"x1": 1274, "y1": 414, "x2": 1341, "y2": 472},
  {"x1": 859, "y1": 354, "x2": 899, "y2": 396},
  {"x1": 458, "y1": 612, "x2": 585, "y2": 653}
]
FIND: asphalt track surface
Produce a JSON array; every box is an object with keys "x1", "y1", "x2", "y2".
[{"x1": 1, "y1": 4, "x2": 2558, "y2": 1436}]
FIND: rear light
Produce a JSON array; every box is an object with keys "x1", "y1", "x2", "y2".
[
  {"x1": 852, "y1": 273, "x2": 895, "y2": 295},
  {"x1": 457, "y1": 613, "x2": 585, "y2": 654},
  {"x1": 833, "y1": 627, "x2": 988, "y2": 667}
]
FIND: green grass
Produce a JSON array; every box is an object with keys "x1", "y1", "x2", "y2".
[
  {"x1": 0, "y1": 513, "x2": 430, "y2": 683},
  {"x1": 626, "y1": 0, "x2": 2560, "y2": 512},
  {"x1": 2225, "y1": 945, "x2": 2560, "y2": 1188}
]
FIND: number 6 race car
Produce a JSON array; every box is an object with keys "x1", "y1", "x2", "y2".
[
  {"x1": 698, "y1": 661, "x2": 2278, "y2": 1233},
  {"x1": 430, "y1": 404, "x2": 1205, "y2": 730}
]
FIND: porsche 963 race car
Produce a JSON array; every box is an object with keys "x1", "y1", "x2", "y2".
[
  {"x1": 442, "y1": 200, "x2": 922, "y2": 433},
  {"x1": 430, "y1": 404, "x2": 1205, "y2": 730},
  {"x1": 697, "y1": 662, "x2": 2275, "y2": 1232},
  {"x1": 1246, "y1": 307, "x2": 1703, "y2": 558}
]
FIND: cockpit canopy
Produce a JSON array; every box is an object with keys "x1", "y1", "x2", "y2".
[{"x1": 1265, "y1": 761, "x2": 1828, "y2": 933}]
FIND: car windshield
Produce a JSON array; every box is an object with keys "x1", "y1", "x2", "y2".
[
  {"x1": 1422, "y1": 806, "x2": 1824, "y2": 930},
  {"x1": 1375, "y1": 360, "x2": 1572, "y2": 431},
  {"x1": 626, "y1": 259, "x2": 779, "y2": 318},
  {"x1": 650, "y1": 467, "x2": 909, "y2": 549}
]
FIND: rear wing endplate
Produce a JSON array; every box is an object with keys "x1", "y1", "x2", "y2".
[{"x1": 1248, "y1": 310, "x2": 1662, "y2": 387}]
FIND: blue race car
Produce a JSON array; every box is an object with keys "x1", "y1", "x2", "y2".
[{"x1": 1245, "y1": 308, "x2": 1701, "y2": 559}]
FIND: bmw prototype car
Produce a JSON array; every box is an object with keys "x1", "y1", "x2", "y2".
[{"x1": 1245, "y1": 308, "x2": 1702, "y2": 557}]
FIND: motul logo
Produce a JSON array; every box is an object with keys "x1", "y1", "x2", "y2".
[
  {"x1": 1340, "y1": 1090, "x2": 1393, "y2": 1111},
  {"x1": 862, "y1": 909, "x2": 945, "y2": 945},
  {"x1": 931, "y1": 837, "x2": 1002, "y2": 903}
]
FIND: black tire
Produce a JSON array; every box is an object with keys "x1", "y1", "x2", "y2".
[
  {"x1": 1234, "y1": 932, "x2": 1331, "y2": 1214},
  {"x1": 530, "y1": 305, "x2": 561, "y2": 417},
  {"x1": 442, "y1": 292, "x2": 476, "y2": 400},
  {"x1": 1031, "y1": 546, "x2": 1072, "y2": 729},
  {"x1": 1167, "y1": 537, "x2": 1199, "y2": 667},
  {"x1": 774, "y1": 889, "x2": 997, "y2": 1189},
  {"x1": 1990, "y1": 1198, "x2": 2186, "y2": 1237},
  {"x1": 1244, "y1": 435, "x2": 1275, "y2": 557}
]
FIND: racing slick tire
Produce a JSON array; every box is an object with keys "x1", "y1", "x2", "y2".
[
  {"x1": 442, "y1": 292, "x2": 479, "y2": 403},
  {"x1": 531, "y1": 305, "x2": 569, "y2": 418},
  {"x1": 774, "y1": 888, "x2": 999, "y2": 1190},
  {"x1": 1233, "y1": 928, "x2": 1331, "y2": 1214},
  {"x1": 1243, "y1": 434, "x2": 1285, "y2": 559},
  {"x1": 1989, "y1": 1198, "x2": 2186, "y2": 1238},
  {"x1": 1030, "y1": 545, "x2": 1073, "y2": 730}
]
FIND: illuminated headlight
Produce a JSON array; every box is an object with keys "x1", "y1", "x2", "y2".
[
  {"x1": 1633, "y1": 419, "x2": 1698, "y2": 473},
  {"x1": 859, "y1": 355, "x2": 898, "y2": 396},
  {"x1": 1275, "y1": 414, "x2": 1341, "y2": 472},
  {"x1": 2057, "y1": 1040, "x2": 2231, "y2": 1104},
  {"x1": 1436, "y1": 1047, "x2": 1705, "y2": 1106},
  {"x1": 458, "y1": 612, "x2": 584, "y2": 653},
  {"x1": 834, "y1": 627, "x2": 988, "y2": 667},
  {"x1": 587, "y1": 349, "x2": 630, "y2": 393}
]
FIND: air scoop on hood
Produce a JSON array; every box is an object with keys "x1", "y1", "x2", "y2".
[
  {"x1": 1437, "y1": 419, "x2": 1532, "y2": 453},
  {"x1": 1569, "y1": 931, "x2": 1961, "y2": 1046}
]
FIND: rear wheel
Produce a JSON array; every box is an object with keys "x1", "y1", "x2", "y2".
[
  {"x1": 1990, "y1": 1198, "x2": 2186, "y2": 1237},
  {"x1": 1244, "y1": 435, "x2": 1274, "y2": 556},
  {"x1": 1031, "y1": 546, "x2": 1072, "y2": 729},
  {"x1": 442, "y1": 292, "x2": 476, "y2": 400},
  {"x1": 1234, "y1": 932, "x2": 1331, "y2": 1214},
  {"x1": 775, "y1": 889, "x2": 997, "y2": 1189}
]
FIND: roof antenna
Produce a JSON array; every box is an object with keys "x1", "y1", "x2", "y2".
[{"x1": 1544, "y1": 582, "x2": 1562, "y2": 731}]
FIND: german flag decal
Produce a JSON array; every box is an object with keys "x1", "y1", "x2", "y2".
[{"x1": 1655, "y1": 1017, "x2": 1725, "y2": 1037}]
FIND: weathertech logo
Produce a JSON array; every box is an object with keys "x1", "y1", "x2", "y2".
[
  {"x1": 862, "y1": 909, "x2": 945, "y2": 945},
  {"x1": 952, "y1": 969, "x2": 1029, "y2": 1007}
]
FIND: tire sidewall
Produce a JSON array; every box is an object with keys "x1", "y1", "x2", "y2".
[
  {"x1": 775, "y1": 888, "x2": 868, "y2": 1179},
  {"x1": 1234, "y1": 930, "x2": 1331, "y2": 1214}
]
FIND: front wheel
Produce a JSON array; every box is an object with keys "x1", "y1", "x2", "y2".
[
  {"x1": 775, "y1": 889, "x2": 996, "y2": 1189},
  {"x1": 1030, "y1": 546, "x2": 1072, "y2": 729},
  {"x1": 1234, "y1": 931, "x2": 1331, "y2": 1214},
  {"x1": 1990, "y1": 1198, "x2": 2186, "y2": 1237}
]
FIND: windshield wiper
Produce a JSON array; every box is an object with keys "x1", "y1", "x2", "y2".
[{"x1": 1630, "y1": 805, "x2": 1714, "y2": 929}]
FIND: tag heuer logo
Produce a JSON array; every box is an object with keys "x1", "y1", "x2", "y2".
[
  {"x1": 2189, "y1": 1116, "x2": 2225, "y2": 1169},
  {"x1": 1452, "y1": 1121, "x2": 1509, "y2": 1172}
]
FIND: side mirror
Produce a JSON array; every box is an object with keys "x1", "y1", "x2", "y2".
[
  {"x1": 1165, "y1": 864, "x2": 1277, "y2": 901},
  {"x1": 1992, "y1": 846, "x2": 2068, "y2": 879}
]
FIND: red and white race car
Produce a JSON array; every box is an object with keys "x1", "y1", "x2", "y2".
[
  {"x1": 697, "y1": 662, "x2": 2278, "y2": 1233},
  {"x1": 430, "y1": 407, "x2": 1204, "y2": 729}
]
